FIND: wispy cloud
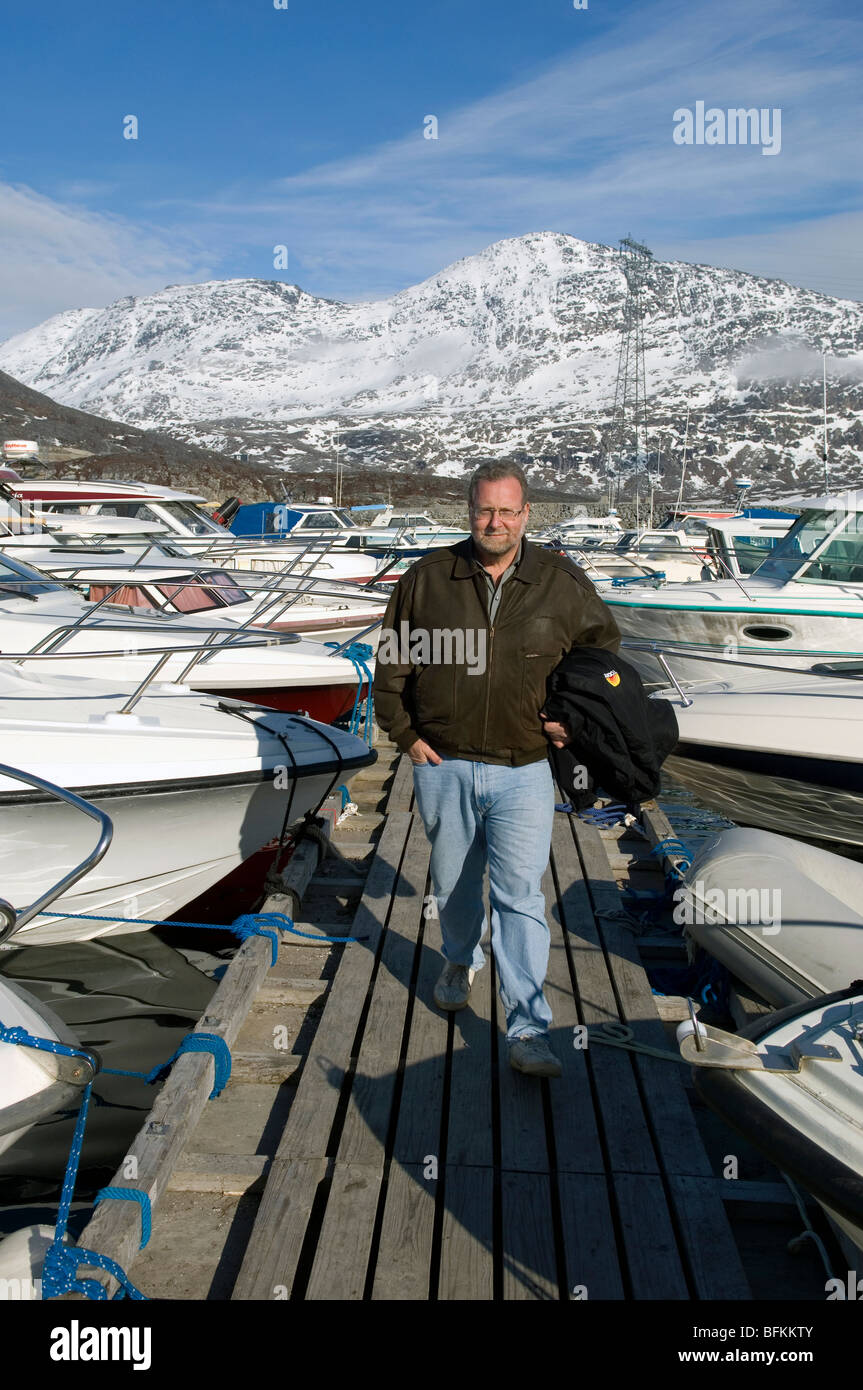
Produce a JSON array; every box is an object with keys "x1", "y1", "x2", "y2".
[
  {"x1": 0, "y1": 183, "x2": 213, "y2": 340},
  {"x1": 3, "y1": 0, "x2": 862, "y2": 338},
  {"x1": 147, "y1": 0, "x2": 863, "y2": 301}
]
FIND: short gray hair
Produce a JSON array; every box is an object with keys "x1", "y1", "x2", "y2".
[{"x1": 467, "y1": 462, "x2": 528, "y2": 509}]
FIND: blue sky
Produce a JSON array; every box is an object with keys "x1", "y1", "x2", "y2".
[{"x1": 2, "y1": 0, "x2": 862, "y2": 339}]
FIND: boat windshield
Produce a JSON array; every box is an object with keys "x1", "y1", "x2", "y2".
[
  {"x1": 752, "y1": 507, "x2": 863, "y2": 584},
  {"x1": 46, "y1": 498, "x2": 226, "y2": 536},
  {"x1": 635, "y1": 533, "x2": 681, "y2": 552},
  {"x1": 156, "y1": 570, "x2": 249, "y2": 612},
  {"x1": 159, "y1": 502, "x2": 226, "y2": 535},
  {"x1": 728, "y1": 534, "x2": 786, "y2": 575},
  {"x1": 0, "y1": 553, "x2": 65, "y2": 596}
]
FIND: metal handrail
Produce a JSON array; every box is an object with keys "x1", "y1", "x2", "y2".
[
  {"x1": 0, "y1": 763, "x2": 113, "y2": 944},
  {"x1": 1, "y1": 623, "x2": 368, "y2": 713},
  {"x1": 325, "y1": 618, "x2": 385, "y2": 656},
  {"x1": 623, "y1": 638, "x2": 863, "y2": 703},
  {"x1": 28, "y1": 581, "x2": 135, "y2": 656},
  {"x1": 22, "y1": 619, "x2": 300, "y2": 662}
]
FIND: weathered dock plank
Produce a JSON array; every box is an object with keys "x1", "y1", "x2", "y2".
[
  {"x1": 338, "y1": 814, "x2": 430, "y2": 1162},
  {"x1": 570, "y1": 812, "x2": 751, "y2": 1300},
  {"x1": 557, "y1": 1173, "x2": 625, "y2": 1300},
  {"x1": 500, "y1": 1172, "x2": 559, "y2": 1301},
  {"x1": 61, "y1": 824, "x2": 331, "y2": 1299},
  {"x1": 438, "y1": 1166, "x2": 494, "y2": 1301},
  {"x1": 371, "y1": 1162, "x2": 437, "y2": 1301},
  {"x1": 232, "y1": 809, "x2": 413, "y2": 1298}
]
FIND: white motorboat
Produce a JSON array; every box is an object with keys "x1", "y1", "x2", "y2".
[
  {"x1": 0, "y1": 553, "x2": 372, "y2": 722},
  {"x1": 369, "y1": 506, "x2": 467, "y2": 546},
  {"x1": 580, "y1": 516, "x2": 792, "y2": 586},
  {"x1": 0, "y1": 977, "x2": 96, "y2": 1157},
  {"x1": 5, "y1": 478, "x2": 391, "y2": 584},
  {"x1": 46, "y1": 561, "x2": 387, "y2": 648},
  {"x1": 680, "y1": 987, "x2": 863, "y2": 1254},
  {"x1": 675, "y1": 826, "x2": 863, "y2": 1005},
  {"x1": 0, "y1": 662, "x2": 375, "y2": 946},
  {"x1": 609, "y1": 492, "x2": 863, "y2": 682},
  {"x1": 536, "y1": 511, "x2": 625, "y2": 549},
  {"x1": 653, "y1": 663, "x2": 863, "y2": 850}
]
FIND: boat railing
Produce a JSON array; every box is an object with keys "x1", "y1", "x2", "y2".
[
  {"x1": 0, "y1": 763, "x2": 113, "y2": 944},
  {"x1": 6, "y1": 628, "x2": 306, "y2": 713},
  {"x1": 552, "y1": 535, "x2": 761, "y2": 597},
  {"x1": 622, "y1": 638, "x2": 863, "y2": 707},
  {"x1": 325, "y1": 618, "x2": 388, "y2": 655}
]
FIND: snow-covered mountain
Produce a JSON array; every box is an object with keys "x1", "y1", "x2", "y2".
[{"x1": 2, "y1": 232, "x2": 862, "y2": 498}]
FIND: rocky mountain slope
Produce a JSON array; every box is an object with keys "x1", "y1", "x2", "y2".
[{"x1": 2, "y1": 232, "x2": 861, "y2": 501}]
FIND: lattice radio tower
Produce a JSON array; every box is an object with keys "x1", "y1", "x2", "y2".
[{"x1": 603, "y1": 237, "x2": 653, "y2": 515}]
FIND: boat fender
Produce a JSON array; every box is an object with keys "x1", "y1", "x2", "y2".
[{"x1": 676, "y1": 1017, "x2": 708, "y2": 1046}]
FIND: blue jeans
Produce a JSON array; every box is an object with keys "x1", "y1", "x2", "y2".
[{"x1": 411, "y1": 756, "x2": 555, "y2": 1040}]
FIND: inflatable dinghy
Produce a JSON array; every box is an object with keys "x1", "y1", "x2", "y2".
[{"x1": 676, "y1": 827, "x2": 863, "y2": 1007}]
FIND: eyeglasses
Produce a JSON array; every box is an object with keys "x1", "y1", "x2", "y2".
[{"x1": 470, "y1": 506, "x2": 525, "y2": 522}]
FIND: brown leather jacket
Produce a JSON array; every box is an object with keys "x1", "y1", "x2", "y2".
[{"x1": 372, "y1": 538, "x2": 621, "y2": 765}]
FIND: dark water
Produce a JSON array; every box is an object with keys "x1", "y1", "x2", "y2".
[{"x1": 0, "y1": 926, "x2": 235, "y2": 1231}]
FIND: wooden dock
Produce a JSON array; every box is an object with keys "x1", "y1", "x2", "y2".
[{"x1": 59, "y1": 738, "x2": 837, "y2": 1302}]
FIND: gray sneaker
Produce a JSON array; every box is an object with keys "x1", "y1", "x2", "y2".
[
  {"x1": 508, "y1": 1035, "x2": 562, "y2": 1078},
  {"x1": 433, "y1": 961, "x2": 476, "y2": 1011}
]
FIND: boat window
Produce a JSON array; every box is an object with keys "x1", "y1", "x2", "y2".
[
  {"x1": 153, "y1": 581, "x2": 217, "y2": 613},
  {"x1": 794, "y1": 510, "x2": 863, "y2": 584},
  {"x1": 204, "y1": 570, "x2": 248, "y2": 606},
  {"x1": 88, "y1": 583, "x2": 154, "y2": 608},
  {"x1": 729, "y1": 535, "x2": 784, "y2": 575},
  {"x1": 636, "y1": 534, "x2": 680, "y2": 552},
  {"x1": 0, "y1": 553, "x2": 65, "y2": 595},
  {"x1": 92, "y1": 501, "x2": 163, "y2": 522},
  {"x1": 157, "y1": 502, "x2": 225, "y2": 535},
  {"x1": 334, "y1": 510, "x2": 359, "y2": 529},
  {"x1": 754, "y1": 508, "x2": 849, "y2": 583}
]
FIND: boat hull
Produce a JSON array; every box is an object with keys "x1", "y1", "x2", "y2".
[
  {"x1": 665, "y1": 747, "x2": 863, "y2": 851},
  {"x1": 0, "y1": 980, "x2": 88, "y2": 1156},
  {"x1": 691, "y1": 990, "x2": 863, "y2": 1254},
  {"x1": 0, "y1": 769, "x2": 341, "y2": 946},
  {"x1": 611, "y1": 591, "x2": 863, "y2": 683},
  {"x1": 677, "y1": 827, "x2": 863, "y2": 1006}
]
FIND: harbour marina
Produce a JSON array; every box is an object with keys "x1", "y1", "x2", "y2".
[{"x1": 0, "y1": 483, "x2": 860, "y2": 1315}]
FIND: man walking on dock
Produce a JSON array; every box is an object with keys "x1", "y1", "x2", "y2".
[{"x1": 372, "y1": 463, "x2": 620, "y2": 1077}]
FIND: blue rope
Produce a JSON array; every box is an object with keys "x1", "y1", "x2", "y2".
[
  {"x1": 42, "y1": 1236, "x2": 148, "y2": 1301},
  {"x1": 103, "y1": 1031, "x2": 232, "y2": 1099},
  {"x1": 0, "y1": 1022, "x2": 97, "y2": 1069},
  {"x1": 38, "y1": 908, "x2": 361, "y2": 949},
  {"x1": 649, "y1": 837, "x2": 693, "y2": 879},
  {"x1": 94, "y1": 1187, "x2": 151, "y2": 1249},
  {"x1": 37, "y1": 1078, "x2": 146, "y2": 1301},
  {"x1": 38, "y1": 909, "x2": 287, "y2": 965},
  {"x1": 579, "y1": 803, "x2": 631, "y2": 827},
  {"x1": 325, "y1": 640, "x2": 375, "y2": 743}
]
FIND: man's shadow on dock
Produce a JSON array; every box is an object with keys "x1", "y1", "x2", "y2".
[{"x1": 300, "y1": 830, "x2": 624, "y2": 1302}]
